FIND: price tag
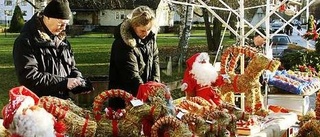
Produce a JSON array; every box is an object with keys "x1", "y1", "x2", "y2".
[
  {"x1": 176, "y1": 111, "x2": 185, "y2": 120},
  {"x1": 130, "y1": 99, "x2": 144, "y2": 107},
  {"x1": 206, "y1": 120, "x2": 213, "y2": 124}
]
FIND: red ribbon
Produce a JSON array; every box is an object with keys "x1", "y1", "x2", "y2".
[
  {"x1": 81, "y1": 114, "x2": 89, "y2": 137},
  {"x1": 266, "y1": 60, "x2": 273, "y2": 70},
  {"x1": 112, "y1": 120, "x2": 119, "y2": 137},
  {"x1": 232, "y1": 75, "x2": 239, "y2": 92}
]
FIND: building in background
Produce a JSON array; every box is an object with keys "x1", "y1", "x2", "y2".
[{"x1": 0, "y1": 0, "x2": 37, "y2": 24}]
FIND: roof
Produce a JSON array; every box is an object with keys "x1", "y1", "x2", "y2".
[{"x1": 69, "y1": 0, "x2": 161, "y2": 10}]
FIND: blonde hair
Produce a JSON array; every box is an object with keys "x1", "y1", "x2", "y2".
[{"x1": 129, "y1": 6, "x2": 156, "y2": 28}]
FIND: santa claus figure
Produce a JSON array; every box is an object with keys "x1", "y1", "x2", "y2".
[
  {"x1": 1, "y1": 86, "x2": 65, "y2": 137},
  {"x1": 181, "y1": 52, "x2": 228, "y2": 106}
]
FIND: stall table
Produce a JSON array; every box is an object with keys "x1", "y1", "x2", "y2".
[
  {"x1": 238, "y1": 112, "x2": 298, "y2": 137},
  {"x1": 267, "y1": 85, "x2": 318, "y2": 115}
]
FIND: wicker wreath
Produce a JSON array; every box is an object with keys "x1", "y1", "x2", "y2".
[{"x1": 92, "y1": 89, "x2": 134, "y2": 121}]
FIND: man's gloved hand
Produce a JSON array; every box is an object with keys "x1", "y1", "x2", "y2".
[
  {"x1": 70, "y1": 78, "x2": 94, "y2": 94},
  {"x1": 67, "y1": 78, "x2": 82, "y2": 90}
]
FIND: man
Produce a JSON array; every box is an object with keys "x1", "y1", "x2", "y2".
[{"x1": 13, "y1": 0, "x2": 92, "y2": 99}]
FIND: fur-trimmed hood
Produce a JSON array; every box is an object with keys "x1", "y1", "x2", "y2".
[
  {"x1": 20, "y1": 12, "x2": 67, "y2": 45},
  {"x1": 115, "y1": 19, "x2": 158, "y2": 48}
]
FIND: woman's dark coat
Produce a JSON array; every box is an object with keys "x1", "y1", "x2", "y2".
[{"x1": 108, "y1": 19, "x2": 160, "y2": 109}]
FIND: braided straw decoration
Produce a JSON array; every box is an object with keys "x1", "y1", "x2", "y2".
[
  {"x1": 203, "y1": 110, "x2": 237, "y2": 136},
  {"x1": 95, "y1": 117, "x2": 141, "y2": 137},
  {"x1": 219, "y1": 46, "x2": 281, "y2": 113},
  {"x1": 0, "y1": 125, "x2": 10, "y2": 137},
  {"x1": 92, "y1": 89, "x2": 134, "y2": 121},
  {"x1": 39, "y1": 96, "x2": 90, "y2": 117},
  {"x1": 188, "y1": 96, "x2": 212, "y2": 107},
  {"x1": 204, "y1": 111, "x2": 236, "y2": 127},
  {"x1": 40, "y1": 100, "x2": 97, "y2": 137},
  {"x1": 297, "y1": 119, "x2": 320, "y2": 137},
  {"x1": 220, "y1": 46, "x2": 257, "y2": 74},
  {"x1": 97, "y1": 98, "x2": 169, "y2": 137},
  {"x1": 176, "y1": 100, "x2": 209, "y2": 116},
  {"x1": 218, "y1": 102, "x2": 250, "y2": 121},
  {"x1": 316, "y1": 93, "x2": 320, "y2": 120},
  {"x1": 151, "y1": 116, "x2": 192, "y2": 137},
  {"x1": 181, "y1": 113, "x2": 209, "y2": 136}
]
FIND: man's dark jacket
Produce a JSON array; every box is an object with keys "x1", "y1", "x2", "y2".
[
  {"x1": 13, "y1": 12, "x2": 82, "y2": 99},
  {"x1": 108, "y1": 19, "x2": 160, "y2": 109}
]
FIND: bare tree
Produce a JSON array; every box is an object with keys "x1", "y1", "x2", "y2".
[{"x1": 203, "y1": 0, "x2": 265, "y2": 52}]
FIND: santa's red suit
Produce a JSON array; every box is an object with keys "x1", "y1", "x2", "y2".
[
  {"x1": 181, "y1": 52, "x2": 225, "y2": 105},
  {"x1": 1, "y1": 86, "x2": 65, "y2": 137}
]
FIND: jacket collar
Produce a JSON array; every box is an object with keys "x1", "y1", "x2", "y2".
[
  {"x1": 119, "y1": 19, "x2": 156, "y2": 48},
  {"x1": 22, "y1": 12, "x2": 67, "y2": 44}
]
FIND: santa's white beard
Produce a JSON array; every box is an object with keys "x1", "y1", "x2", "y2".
[
  {"x1": 190, "y1": 62, "x2": 219, "y2": 86},
  {"x1": 11, "y1": 107, "x2": 55, "y2": 137}
]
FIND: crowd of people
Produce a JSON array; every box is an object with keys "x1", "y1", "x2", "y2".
[{"x1": 11, "y1": 0, "x2": 161, "y2": 110}]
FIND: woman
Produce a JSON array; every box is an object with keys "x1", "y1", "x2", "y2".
[{"x1": 108, "y1": 6, "x2": 160, "y2": 109}]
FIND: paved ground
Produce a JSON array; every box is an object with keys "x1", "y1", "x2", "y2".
[
  {"x1": 288, "y1": 26, "x2": 316, "y2": 49},
  {"x1": 290, "y1": 27, "x2": 317, "y2": 111}
]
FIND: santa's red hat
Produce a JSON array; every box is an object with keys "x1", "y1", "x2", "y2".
[
  {"x1": 186, "y1": 53, "x2": 200, "y2": 69},
  {"x1": 186, "y1": 52, "x2": 210, "y2": 69},
  {"x1": 2, "y1": 86, "x2": 39, "y2": 129}
]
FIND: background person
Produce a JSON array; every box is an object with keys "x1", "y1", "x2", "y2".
[
  {"x1": 108, "y1": 6, "x2": 160, "y2": 110},
  {"x1": 13, "y1": 0, "x2": 92, "y2": 99},
  {"x1": 253, "y1": 28, "x2": 266, "y2": 47}
]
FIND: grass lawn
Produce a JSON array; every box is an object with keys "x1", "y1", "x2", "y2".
[{"x1": 0, "y1": 31, "x2": 235, "y2": 111}]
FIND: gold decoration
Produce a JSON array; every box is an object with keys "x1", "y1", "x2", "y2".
[{"x1": 219, "y1": 46, "x2": 281, "y2": 114}]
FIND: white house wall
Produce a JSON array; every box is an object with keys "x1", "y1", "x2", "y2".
[
  {"x1": 20, "y1": 0, "x2": 35, "y2": 21},
  {"x1": 99, "y1": 9, "x2": 131, "y2": 26},
  {"x1": 173, "y1": 12, "x2": 205, "y2": 23}
]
